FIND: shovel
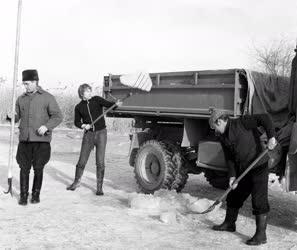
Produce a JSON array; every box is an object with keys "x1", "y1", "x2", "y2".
[
  {"x1": 88, "y1": 92, "x2": 132, "y2": 128},
  {"x1": 88, "y1": 71, "x2": 153, "y2": 128},
  {"x1": 4, "y1": 0, "x2": 22, "y2": 196},
  {"x1": 192, "y1": 148, "x2": 269, "y2": 214}
]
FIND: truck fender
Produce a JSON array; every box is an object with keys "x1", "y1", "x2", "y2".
[{"x1": 128, "y1": 131, "x2": 153, "y2": 166}]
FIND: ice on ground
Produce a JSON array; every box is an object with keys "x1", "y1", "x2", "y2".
[
  {"x1": 129, "y1": 193, "x2": 162, "y2": 216},
  {"x1": 128, "y1": 190, "x2": 217, "y2": 223},
  {"x1": 160, "y1": 211, "x2": 177, "y2": 224}
]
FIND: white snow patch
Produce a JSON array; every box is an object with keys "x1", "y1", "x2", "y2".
[
  {"x1": 160, "y1": 211, "x2": 177, "y2": 224},
  {"x1": 128, "y1": 190, "x2": 218, "y2": 223}
]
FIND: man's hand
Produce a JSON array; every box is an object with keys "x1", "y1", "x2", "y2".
[
  {"x1": 6, "y1": 114, "x2": 12, "y2": 122},
  {"x1": 6, "y1": 111, "x2": 16, "y2": 122},
  {"x1": 267, "y1": 137, "x2": 277, "y2": 150},
  {"x1": 229, "y1": 177, "x2": 238, "y2": 189},
  {"x1": 81, "y1": 124, "x2": 92, "y2": 131},
  {"x1": 116, "y1": 100, "x2": 123, "y2": 107},
  {"x1": 37, "y1": 125, "x2": 48, "y2": 136}
]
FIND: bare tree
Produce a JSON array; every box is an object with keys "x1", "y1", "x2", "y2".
[{"x1": 252, "y1": 39, "x2": 295, "y2": 77}]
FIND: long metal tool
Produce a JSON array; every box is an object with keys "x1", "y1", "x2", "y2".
[
  {"x1": 88, "y1": 71, "x2": 152, "y2": 128},
  {"x1": 4, "y1": 0, "x2": 23, "y2": 195},
  {"x1": 192, "y1": 148, "x2": 269, "y2": 214},
  {"x1": 89, "y1": 93, "x2": 132, "y2": 128}
]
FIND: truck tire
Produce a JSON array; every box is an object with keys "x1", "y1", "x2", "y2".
[
  {"x1": 129, "y1": 148, "x2": 138, "y2": 166},
  {"x1": 134, "y1": 140, "x2": 175, "y2": 194},
  {"x1": 166, "y1": 143, "x2": 189, "y2": 192},
  {"x1": 204, "y1": 170, "x2": 229, "y2": 190}
]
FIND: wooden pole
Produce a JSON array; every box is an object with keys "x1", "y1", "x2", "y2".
[{"x1": 5, "y1": 0, "x2": 22, "y2": 195}]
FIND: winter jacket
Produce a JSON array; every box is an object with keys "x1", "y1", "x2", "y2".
[
  {"x1": 15, "y1": 87, "x2": 63, "y2": 142},
  {"x1": 74, "y1": 96, "x2": 115, "y2": 131},
  {"x1": 220, "y1": 114, "x2": 275, "y2": 178}
]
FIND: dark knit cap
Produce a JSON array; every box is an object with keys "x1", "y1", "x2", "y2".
[
  {"x1": 209, "y1": 109, "x2": 226, "y2": 129},
  {"x1": 22, "y1": 69, "x2": 39, "y2": 81}
]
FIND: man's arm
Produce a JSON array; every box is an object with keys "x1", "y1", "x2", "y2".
[
  {"x1": 95, "y1": 96, "x2": 115, "y2": 108},
  {"x1": 6, "y1": 98, "x2": 21, "y2": 123},
  {"x1": 241, "y1": 114, "x2": 277, "y2": 150},
  {"x1": 220, "y1": 141, "x2": 236, "y2": 178},
  {"x1": 44, "y1": 96, "x2": 63, "y2": 130},
  {"x1": 241, "y1": 114, "x2": 275, "y2": 139},
  {"x1": 15, "y1": 98, "x2": 21, "y2": 122},
  {"x1": 74, "y1": 105, "x2": 84, "y2": 129}
]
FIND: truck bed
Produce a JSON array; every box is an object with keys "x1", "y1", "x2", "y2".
[{"x1": 103, "y1": 69, "x2": 248, "y2": 119}]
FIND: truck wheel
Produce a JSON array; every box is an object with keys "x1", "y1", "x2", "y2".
[
  {"x1": 134, "y1": 140, "x2": 175, "y2": 194},
  {"x1": 204, "y1": 170, "x2": 229, "y2": 190},
  {"x1": 166, "y1": 143, "x2": 189, "y2": 192},
  {"x1": 129, "y1": 148, "x2": 138, "y2": 166}
]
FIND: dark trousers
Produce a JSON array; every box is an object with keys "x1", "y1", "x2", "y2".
[
  {"x1": 77, "y1": 128, "x2": 107, "y2": 171},
  {"x1": 226, "y1": 164, "x2": 270, "y2": 215},
  {"x1": 16, "y1": 142, "x2": 51, "y2": 171},
  {"x1": 16, "y1": 142, "x2": 51, "y2": 193}
]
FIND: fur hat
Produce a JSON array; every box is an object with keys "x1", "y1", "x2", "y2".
[
  {"x1": 209, "y1": 109, "x2": 226, "y2": 129},
  {"x1": 22, "y1": 69, "x2": 39, "y2": 81}
]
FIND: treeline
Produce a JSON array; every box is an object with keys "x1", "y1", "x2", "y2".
[{"x1": 0, "y1": 85, "x2": 132, "y2": 133}]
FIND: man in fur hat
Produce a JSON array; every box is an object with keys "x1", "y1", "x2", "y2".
[{"x1": 7, "y1": 69, "x2": 63, "y2": 205}]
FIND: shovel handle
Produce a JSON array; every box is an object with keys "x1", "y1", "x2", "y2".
[
  {"x1": 89, "y1": 92, "x2": 132, "y2": 127},
  {"x1": 192, "y1": 149, "x2": 269, "y2": 215},
  {"x1": 218, "y1": 148, "x2": 269, "y2": 203}
]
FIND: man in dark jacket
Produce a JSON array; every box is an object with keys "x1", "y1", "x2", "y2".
[
  {"x1": 209, "y1": 109, "x2": 277, "y2": 246},
  {"x1": 10, "y1": 69, "x2": 63, "y2": 205}
]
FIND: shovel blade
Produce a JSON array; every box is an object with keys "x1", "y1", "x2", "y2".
[
  {"x1": 192, "y1": 200, "x2": 221, "y2": 214},
  {"x1": 3, "y1": 178, "x2": 13, "y2": 196}
]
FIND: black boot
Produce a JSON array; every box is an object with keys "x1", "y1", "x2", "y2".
[
  {"x1": 246, "y1": 214, "x2": 267, "y2": 245},
  {"x1": 19, "y1": 169, "x2": 29, "y2": 206},
  {"x1": 31, "y1": 169, "x2": 43, "y2": 204},
  {"x1": 96, "y1": 166, "x2": 105, "y2": 196},
  {"x1": 67, "y1": 166, "x2": 84, "y2": 191},
  {"x1": 212, "y1": 207, "x2": 239, "y2": 232}
]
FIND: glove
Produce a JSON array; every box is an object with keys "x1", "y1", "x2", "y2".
[
  {"x1": 267, "y1": 137, "x2": 277, "y2": 150},
  {"x1": 116, "y1": 100, "x2": 123, "y2": 107},
  {"x1": 81, "y1": 124, "x2": 92, "y2": 131},
  {"x1": 37, "y1": 125, "x2": 48, "y2": 136},
  {"x1": 229, "y1": 177, "x2": 238, "y2": 190}
]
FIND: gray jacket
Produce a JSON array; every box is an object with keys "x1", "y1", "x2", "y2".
[{"x1": 15, "y1": 87, "x2": 63, "y2": 142}]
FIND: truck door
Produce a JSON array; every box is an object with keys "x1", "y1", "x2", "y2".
[
  {"x1": 285, "y1": 123, "x2": 297, "y2": 191},
  {"x1": 285, "y1": 46, "x2": 297, "y2": 192}
]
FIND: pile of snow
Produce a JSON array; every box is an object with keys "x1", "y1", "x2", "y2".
[{"x1": 128, "y1": 190, "x2": 218, "y2": 224}]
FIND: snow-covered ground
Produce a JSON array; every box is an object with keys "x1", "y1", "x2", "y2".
[{"x1": 0, "y1": 126, "x2": 297, "y2": 249}]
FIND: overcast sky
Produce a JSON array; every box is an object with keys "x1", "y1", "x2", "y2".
[{"x1": 0, "y1": 0, "x2": 296, "y2": 89}]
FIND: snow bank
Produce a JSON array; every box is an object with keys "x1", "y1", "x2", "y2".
[{"x1": 128, "y1": 190, "x2": 218, "y2": 224}]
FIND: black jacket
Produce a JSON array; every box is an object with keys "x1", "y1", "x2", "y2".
[
  {"x1": 220, "y1": 114, "x2": 275, "y2": 177},
  {"x1": 74, "y1": 96, "x2": 115, "y2": 131}
]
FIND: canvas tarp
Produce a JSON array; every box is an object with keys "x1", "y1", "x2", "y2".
[
  {"x1": 245, "y1": 49, "x2": 297, "y2": 191},
  {"x1": 248, "y1": 71, "x2": 291, "y2": 129}
]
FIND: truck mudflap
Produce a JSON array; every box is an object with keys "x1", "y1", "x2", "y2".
[
  {"x1": 284, "y1": 122, "x2": 297, "y2": 191},
  {"x1": 128, "y1": 130, "x2": 153, "y2": 166}
]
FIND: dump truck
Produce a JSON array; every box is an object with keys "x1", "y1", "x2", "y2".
[{"x1": 103, "y1": 62, "x2": 297, "y2": 193}]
